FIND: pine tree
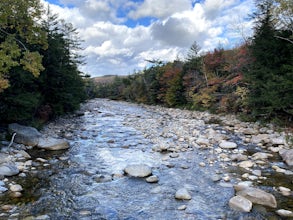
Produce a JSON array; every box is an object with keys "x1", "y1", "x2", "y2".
[{"x1": 246, "y1": 0, "x2": 293, "y2": 120}]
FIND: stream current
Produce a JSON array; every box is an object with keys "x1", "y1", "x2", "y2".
[{"x1": 7, "y1": 99, "x2": 292, "y2": 220}]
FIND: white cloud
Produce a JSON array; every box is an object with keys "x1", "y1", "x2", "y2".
[
  {"x1": 128, "y1": 0, "x2": 191, "y2": 19},
  {"x1": 43, "y1": 0, "x2": 255, "y2": 76}
]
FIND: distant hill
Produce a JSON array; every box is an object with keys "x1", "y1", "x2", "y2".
[{"x1": 92, "y1": 75, "x2": 126, "y2": 84}]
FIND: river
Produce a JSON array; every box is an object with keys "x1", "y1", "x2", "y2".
[{"x1": 1, "y1": 99, "x2": 292, "y2": 220}]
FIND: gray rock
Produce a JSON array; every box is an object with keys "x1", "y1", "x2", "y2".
[
  {"x1": 124, "y1": 164, "x2": 152, "y2": 177},
  {"x1": 175, "y1": 188, "x2": 192, "y2": 200},
  {"x1": 0, "y1": 186, "x2": 8, "y2": 193},
  {"x1": 236, "y1": 187, "x2": 277, "y2": 208},
  {"x1": 37, "y1": 137, "x2": 69, "y2": 150},
  {"x1": 279, "y1": 149, "x2": 293, "y2": 166},
  {"x1": 0, "y1": 163, "x2": 19, "y2": 176},
  {"x1": 229, "y1": 195, "x2": 252, "y2": 212},
  {"x1": 219, "y1": 141, "x2": 237, "y2": 149},
  {"x1": 8, "y1": 123, "x2": 41, "y2": 146}
]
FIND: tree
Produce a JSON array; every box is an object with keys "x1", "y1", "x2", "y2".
[
  {"x1": 38, "y1": 9, "x2": 85, "y2": 117},
  {"x1": 0, "y1": 0, "x2": 47, "y2": 92},
  {"x1": 246, "y1": 0, "x2": 293, "y2": 119}
]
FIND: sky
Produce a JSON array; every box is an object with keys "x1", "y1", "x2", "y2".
[{"x1": 42, "y1": 0, "x2": 255, "y2": 77}]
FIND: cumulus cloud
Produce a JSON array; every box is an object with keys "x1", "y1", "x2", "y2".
[
  {"x1": 128, "y1": 0, "x2": 191, "y2": 19},
  {"x1": 43, "y1": 0, "x2": 255, "y2": 76}
]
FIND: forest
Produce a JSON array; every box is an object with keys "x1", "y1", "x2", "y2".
[
  {"x1": 0, "y1": 0, "x2": 86, "y2": 126},
  {"x1": 0, "y1": 0, "x2": 292, "y2": 126},
  {"x1": 94, "y1": 0, "x2": 293, "y2": 126}
]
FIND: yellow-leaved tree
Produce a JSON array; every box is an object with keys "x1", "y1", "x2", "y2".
[{"x1": 0, "y1": 0, "x2": 47, "y2": 92}]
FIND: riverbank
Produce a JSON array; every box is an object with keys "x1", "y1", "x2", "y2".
[{"x1": 0, "y1": 99, "x2": 292, "y2": 219}]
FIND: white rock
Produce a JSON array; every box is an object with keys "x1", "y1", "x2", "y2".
[
  {"x1": 124, "y1": 164, "x2": 152, "y2": 177},
  {"x1": 10, "y1": 184, "x2": 23, "y2": 192},
  {"x1": 278, "y1": 186, "x2": 291, "y2": 196},
  {"x1": 276, "y1": 209, "x2": 293, "y2": 217},
  {"x1": 238, "y1": 160, "x2": 254, "y2": 169},
  {"x1": 175, "y1": 188, "x2": 192, "y2": 200},
  {"x1": 146, "y1": 175, "x2": 159, "y2": 183},
  {"x1": 219, "y1": 141, "x2": 237, "y2": 149},
  {"x1": 229, "y1": 195, "x2": 252, "y2": 212}
]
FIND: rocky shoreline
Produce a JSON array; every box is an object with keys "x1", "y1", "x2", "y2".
[{"x1": 0, "y1": 98, "x2": 292, "y2": 219}]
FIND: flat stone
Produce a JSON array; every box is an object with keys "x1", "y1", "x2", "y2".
[
  {"x1": 236, "y1": 187, "x2": 277, "y2": 208},
  {"x1": 38, "y1": 137, "x2": 69, "y2": 150},
  {"x1": 124, "y1": 164, "x2": 152, "y2": 177},
  {"x1": 276, "y1": 209, "x2": 293, "y2": 217},
  {"x1": 175, "y1": 188, "x2": 192, "y2": 200},
  {"x1": 219, "y1": 141, "x2": 237, "y2": 149},
  {"x1": 229, "y1": 195, "x2": 252, "y2": 212}
]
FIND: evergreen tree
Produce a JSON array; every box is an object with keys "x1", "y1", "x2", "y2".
[
  {"x1": 38, "y1": 10, "x2": 85, "y2": 117},
  {"x1": 246, "y1": 0, "x2": 293, "y2": 120}
]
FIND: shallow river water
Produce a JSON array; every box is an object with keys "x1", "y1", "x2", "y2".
[{"x1": 2, "y1": 99, "x2": 292, "y2": 220}]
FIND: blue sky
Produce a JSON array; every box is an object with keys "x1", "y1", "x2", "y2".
[{"x1": 42, "y1": 0, "x2": 255, "y2": 77}]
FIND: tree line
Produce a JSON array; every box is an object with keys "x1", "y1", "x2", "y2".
[
  {"x1": 0, "y1": 1, "x2": 86, "y2": 126},
  {"x1": 95, "y1": 0, "x2": 293, "y2": 125}
]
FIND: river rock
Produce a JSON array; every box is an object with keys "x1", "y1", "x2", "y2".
[
  {"x1": 124, "y1": 164, "x2": 152, "y2": 177},
  {"x1": 271, "y1": 137, "x2": 286, "y2": 145},
  {"x1": 0, "y1": 186, "x2": 8, "y2": 193},
  {"x1": 37, "y1": 137, "x2": 69, "y2": 150},
  {"x1": 236, "y1": 187, "x2": 277, "y2": 208},
  {"x1": 8, "y1": 123, "x2": 41, "y2": 147},
  {"x1": 0, "y1": 164, "x2": 19, "y2": 176},
  {"x1": 146, "y1": 175, "x2": 159, "y2": 183},
  {"x1": 219, "y1": 141, "x2": 237, "y2": 149},
  {"x1": 252, "y1": 152, "x2": 273, "y2": 160},
  {"x1": 229, "y1": 195, "x2": 252, "y2": 212},
  {"x1": 238, "y1": 160, "x2": 254, "y2": 169},
  {"x1": 276, "y1": 209, "x2": 293, "y2": 217},
  {"x1": 10, "y1": 184, "x2": 23, "y2": 192},
  {"x1": 279, "y1": 149, "x2": 293, "y2": 166},
  {"x1": 175, "y1": 188, "x2": 192, "y2": 200}
]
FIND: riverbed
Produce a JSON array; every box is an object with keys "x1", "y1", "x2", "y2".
[{"x1": 0, "y1": 99, "x2": 292, "y2": 219}]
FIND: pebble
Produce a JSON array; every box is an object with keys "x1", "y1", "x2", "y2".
[
  {"x1": 177, "y1": 205, "x2": 187, "y2": 210},
  {"x1": 146, "y1": 175, "x2": 159, "y2": 183}
]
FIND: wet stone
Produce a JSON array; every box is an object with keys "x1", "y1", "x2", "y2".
[
  {"x1": 146, "y1": 175, "x2": 159, "y2": 183},
  {"x1": 124, "y1": 164, "x2": 152, "y2": 177}
]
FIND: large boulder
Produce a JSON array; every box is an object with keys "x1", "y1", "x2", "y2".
[
  {"x1": 8, "y1": 123, "x2": 41, "y2": 147},
  {"x1": 37, "y1": 137, "x2": 69, "y2": 151},
  {"x1": 236, "y1": 187, "x2": 277, "y2": 208},
  {"x1": 279, "y1": 149, "x2": 293, "y2": 166},
  {"x1": 124, "y1": 164, "x2": 152, "y2": 177}
]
